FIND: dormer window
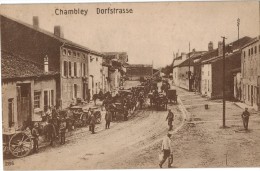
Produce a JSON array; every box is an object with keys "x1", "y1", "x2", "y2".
[
  {"x1": 62, "y1": 49, "x2": 67, "y2": 56},
  {"x1": 68, "y1": 50, "x2": 72, "y2": 56},
  {"x1": 73, "y1": 51, "x2": 76, "y2": 57},
  {"x1": 77, "y1": 52, "x2": 80, "y2": 57}
]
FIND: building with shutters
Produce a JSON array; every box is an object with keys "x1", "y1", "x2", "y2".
[
  {"x1": 1, "y1": 15, "x2": 104, "y2": 109},
  {"x1": 241, "y1": 37, "x2": 260, "y2": 111}
]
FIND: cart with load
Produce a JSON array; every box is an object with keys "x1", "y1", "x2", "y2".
[
  {"x1": 167, "y1": 89, "x2": 178, "y2": 104},
  {"x1": 89, "y1": 107, "x2": 102, "y2": 124}
]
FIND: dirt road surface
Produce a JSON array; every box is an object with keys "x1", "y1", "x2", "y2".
[{"x1": 4, "y1": 82, "x2": 184, "y2": 169}]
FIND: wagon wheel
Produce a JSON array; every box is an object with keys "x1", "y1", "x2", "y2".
[{"x1": 9, "y1": 132, "x2": 32, "y2": 158}]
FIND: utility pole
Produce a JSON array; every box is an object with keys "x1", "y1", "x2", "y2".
[
  {"x1": 237, "y1": 18, "x2": 240, "y2": 47},
  {"x1": 188, "y1": 42, "x2": 191, "y2": 91},
  {"x1": 221, "y1": 36, "x2": 227, "y2": 128}
]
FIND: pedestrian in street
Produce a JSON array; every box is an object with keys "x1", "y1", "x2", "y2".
[
  {"x1": 166, "y1": 109, "x2": 174, "y2": 131},
  {"x1": 46, "y1": 119, "x2": 57, "y2": 146},
  {"x1": 59, "y1": 118, "x2": 67, "y2": 145},
  {"x1": 242, "y1": 107, "x2": 250, "y2": 130},
  {"x1": 31, "y1": 123, "x2": 39, "y2": 153},
  {"x1": 159, "y1": 132, "x2": 173, "y2": 168},
  {"x1": 89, "y1": 113, "x2": 96, "y2": 134},
  {"x1": 105, "y1": 110, "x2": 112, "y2": 129}
]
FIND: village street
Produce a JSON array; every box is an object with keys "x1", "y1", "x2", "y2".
[
  {"x1": 3, "y1": 81, "x2": 184, "y2": 170},
  {"x1": 4, "y1": 81, "x2": 260, "y2": 169}
]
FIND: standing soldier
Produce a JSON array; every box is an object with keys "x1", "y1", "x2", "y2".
[
  {"x1": 47, "y1": 119, "x2": 57, "y2": 146},
  {"x1": 31, "y1": 123, "x2": 39, "y2": 153},
  {"x1": 105, "y1": 110, "x2": 112, "y2": 129},
  {"x1": 89, "y1": 113, "x2": 96, "y2": 134},
  {"x1": 166, "y1": 109, "x2": 174, "y2": 131},
  {"x1": 59, "y1": 118, "x2": 67, "y2": 145},
  {"x1": 241, "y1": 108, "x2": 250, "y2": 130},
  {"x1": 159, "y1": 133, "x2": 173, "y2": 168}
]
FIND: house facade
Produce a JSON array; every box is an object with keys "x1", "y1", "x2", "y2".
[
  {"x1": 241, "y1": 37, "x2": 260, "y2": 110},
  {"x1": 126, "y1": 64, "x2": 153, "y2": 81},
  {"x1": 200, "y1": 37, "x2": 252, "y2": 99},
  {"x1": 2, "y1": 51, "x2": 58, "y2": 130},
  {"x1": 1, "y1": 15, "x2": 104, "y2": 109}
]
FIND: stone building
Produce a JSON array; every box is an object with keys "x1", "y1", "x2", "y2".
[
  {"x1": 1, "y1": 51, "x2": 58, "y2": 130},
  {"x1": 126, "y1": 64, "x2": 153, "y2": 81},
  {"x1": 200, "y1": 36, "x2": 252, "y2": 99},
  {"x1": 1, "y1": 15, "x2": 104, "y2": 109},
  {"x1": 241, "y1": 37, "x2": 260, "y2": 110}
]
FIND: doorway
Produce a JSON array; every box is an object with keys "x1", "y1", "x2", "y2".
[{"x1": 17, "y1": 83, "x2": 31, "y2": 127}]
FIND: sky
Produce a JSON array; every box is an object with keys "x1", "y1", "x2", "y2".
[{"x1": 0, "y1": 2, "x2": 259, "y2": 68}]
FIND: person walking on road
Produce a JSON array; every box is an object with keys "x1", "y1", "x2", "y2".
[
  {"x1": 166, "y1": 109, "x2": 174, "y2": 131},
  {"x1": 242, "y1": 108, "x2": 250, "y2": 130},
  {"x1": 159, "y1": 133, "x2": 173, "y2": 168},
  {"x1": 105, "y1": 110, "x2": 112, "y2": 129}
]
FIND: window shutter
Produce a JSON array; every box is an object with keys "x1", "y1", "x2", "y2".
[{"x1": 71, "y1": 62, "x2": 74, "y2": 77}]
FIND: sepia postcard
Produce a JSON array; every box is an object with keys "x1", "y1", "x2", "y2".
[{"x1": 1, "y1": 1, "x2": 260, "y2": 170}]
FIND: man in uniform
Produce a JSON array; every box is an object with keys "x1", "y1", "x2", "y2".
[
  {"x1": 241, "y1": 108, "x2": 250, "y2": 130},
  {"x1": 31, "y1": 123, "x2": 39, "y2": 153},
  {"x1": 105, "y1": 110, "x2": 112, "y2": 129},
  {"x1": 59, "y1": 118, "x2": 67, "y2": 144},
  {"x1": 89, "y1": 113, "x2": 96, "y2": 134},
  {"x1": 159, "y1": 132, "x2": 173, "y2": 168},
  {"x1": 166, "y1": 109, "x2": 174, "y2": 131}
]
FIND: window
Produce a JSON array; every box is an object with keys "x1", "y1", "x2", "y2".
[
  {"x1": 208, "y1": 80, "x2": 209, "y2": 91},
  {"x1": 73, "y1": 51, "x2": 76, "y2": 57},
  {"x1": 77, "y1": 52, "x2": 80, "y2": 57},
  {"x1": 74, "y1": 84, "x2": 78, "y2": 98},
  {"x1": 83, "y1": 63, "x2": 86, "y2": 76},
  {"x1": 69, "y1": 62, "x2": 72, "y2": 76},
  {"x1": 74, "y1": 62, "x2": 77, "y2": 77},
  {"x1": 63, "y1": 61, "x2": 68, "y2": 77},
  {"x1": 248, "y1": 85, "x2": 250, "y2": 101},
  {"x1": 8, "y1": 98, "x2": 14, "y2": 128},
  {"x1": 259, "y1": 45, "x2": 260, "y2": 53},
  {"x1": 81, "y1": 63, "x2": 83, "y2": 77},
  {"x1": 51, "y1": 90, "x2": 54, "y2": 106},
  {"x1": 63, "y1": 49, "x2": 67, "y2": 56},
  {"x1": 68, "y1": 50, "x2": 72, "y2": 56},
  {"x1": 255, "y1": 46, "x2": 257, "y2": 54},
  {"x1": 243, "y1": 51, "x2": 246, "y2": 59},
  {"x1": 248, "y1": 49, "x2": 250, "y2": 56},
  {"x1": 251, "y1": 48, "x2": 253, "y2": 55},
  {"x1": 96, "y1": 57, "x2": 98, "y2": 62},
  {"x1": 34, "y1": 91, "x2": 41, "y2": 109}
]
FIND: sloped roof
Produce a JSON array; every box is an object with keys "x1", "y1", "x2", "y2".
[
  {"x1": 1, "y1": 51, "x2": 58, "y2": 80},
  {"x1": 176, "y1": 51, "x2": 207, "y2": 67},
  {"x1": 202, "y1": 50, "x2": 241, "y2": 64},
  {"x1": 1, "y1": 15, "x2": 103, "y2": 56}
]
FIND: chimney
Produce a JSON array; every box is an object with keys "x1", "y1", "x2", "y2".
[
  {"x1": 33, "y1": 16, "x2": 39, "y2": 28},
  {"x1": 192, "y1": 48, "x2": 196, "y2": 53},
  {"x1": 208, "y1": 41, "x2": 213, "y2": 51},
  {"x1": 54, "y1": 25, "x2": 63, "y2": 38},
  {"x1": 218, "y1": 41, "x2": 223, "y2": 56},
  {"x1": 44, "y1": 55, "x2": 49, "y2": 73}
]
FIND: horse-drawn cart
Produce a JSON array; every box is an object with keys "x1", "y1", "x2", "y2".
[
  {"x1": 167, "y1": 89, "x2": 178, "y2": 104},
  {"x1": 3, "y1": 129, "x2": 33, "y2": 158}
]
